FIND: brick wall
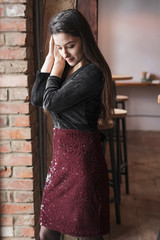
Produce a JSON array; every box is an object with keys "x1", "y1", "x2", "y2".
[{"x1": 0, "y1": 0, "x2": 39, "y2": 239}]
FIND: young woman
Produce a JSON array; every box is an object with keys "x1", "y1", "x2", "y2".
[{"x1": 31, "y1": 9, "x2": 113, "y2": 240}]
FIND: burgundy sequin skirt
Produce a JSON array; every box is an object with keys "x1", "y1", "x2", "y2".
[{"x1": 40, "y1": 128, "x2": 110, "y2": 237}]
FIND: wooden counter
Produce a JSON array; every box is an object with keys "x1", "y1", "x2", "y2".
[
  {"x1": 112, "y1": 75, "x2": 133, "y2": 81},
  {"x1": 115, "y1": 81, "x2": 160, "y2": 87}
]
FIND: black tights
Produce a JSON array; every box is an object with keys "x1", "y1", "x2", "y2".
[
  {"x1": 39, "y1": 226, "x2": 104, "y2": 240},
  {"x1": 40, "y1": 226, "x2": 61, "y2": 240}
]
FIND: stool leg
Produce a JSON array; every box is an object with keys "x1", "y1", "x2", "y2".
[
  {"x1": 101, "y1": 129, "x2": 121, "y2": 224},
  {"x1": 122, "y1": 116, "x2": 129, "y2": 194},
  {"x1": 119, "y1": 101, "x2": 129, "y2": 194},
  {"x1": 115, "y1": 119, "x2": 121, "y2": 205},
  {"x1": 108, "y1": 128, "x2": 121, "y2": 224}
]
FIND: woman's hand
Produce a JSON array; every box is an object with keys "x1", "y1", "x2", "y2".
[
  {"x1": 50, "y1": 44, "x2": 66, "y2": 78},
  {"x1": 54, "y1": 45, "x2": 65, "y2": 66},
  {"x1": 41, "y1": 36, "x2": 54, "y2": 73},
  {"x1": 48, "y1": 35, "x2": 54, "y2": 58},
  {"x1": 41, "y1": 36, "x2": 66, "y2": 77}
]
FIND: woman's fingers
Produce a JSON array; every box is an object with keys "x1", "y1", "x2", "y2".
[
  {"x1": 48, "y1": 36, "x2": 54, "y2": 56},
  {"x1": 54, "y1": 45, "x2": 65, "y2": 65}
]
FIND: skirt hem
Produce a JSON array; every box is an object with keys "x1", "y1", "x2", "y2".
[{"x1": 40, "y1": 222, "x2": 110, "y2": 238}]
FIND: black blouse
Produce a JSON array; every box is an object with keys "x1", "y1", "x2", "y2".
[{"x1": 31, "y1": 62, "x2": 104, "y2": 131}]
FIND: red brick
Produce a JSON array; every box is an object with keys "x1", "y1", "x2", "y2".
[
  {"x1": 0, "y1": 88, "x2": 8, "y2": 100},
  {"x1": 0, "y1": 1, "x2": 37, "y2": 234},
  {"x1": 9, "y1": 88, "x2": 28, "y2": 100},
  {"x1": 13, "y1": 166, "x2": 33, "y2": 178},
  {"x1": 0, "y1": 4, "x2": 5, "y2": 17},
  {"x1": 0, "y1": 178, "x2": 33, "y2": 190},
  {"x1": 14, "y1": 215, "x2": 34, "y2": 225},
  {"x1": 0, "y1": 74, "x2": 28, "y2": 87},
  {"x1": 0, "y1": 226, "x2": 13, "y2": 237},
  {"x1": 0, "y1": 47, "x2": 27, "y2": 60},
  {"x1": 9, "y1": 115, "x2": 30, "y2": 127},
  {"x1": 5, "y1": 60, "x2": 28, "y2": 73},
  {"x1": 0, "y1": 191, "x2": 14, "y2": 203},
  {"x1": 0, "y1": 61, "x2": 5, "y2": 73},
  {"x1": 1, "y1": 203, "x2": 34, "y2": 214},
  {"x1": 0, "y1": 18, "x2": 26, "y2": 31},
  {"x1": 8, "y1": 191, "x2": 14, "y2": 202},
  {"x1": 6, "y1": 4, "x2": 26, "y2": 17},
  {"x1": 0, "y1": 33, "x2": 4, "y2": 46},
  {"x1": 15, "y1": 226, "x2": 34, "y2": 237},
  {"x1": 11, "y1": 140, "x2": 32, "y2": 152},
  {"x1": 0, "y1": 166, "x2": 12, "y2": 177},
  {"x1": 0, "y1": 102, "x2": 29, "y2": 114},
  {"x1": 0, "y1": 128, "x2": 31, "y2": 140},
  {"x1": 0, "y1": 153, "x2": 33, "y2": 166},
  {"x1": 0, "y1": 141, "x2": 11, "y2": 152},
  {"x1": 5, "y1": 32, "x2": 27, "y2": 46},
  {"x1": 0, "y1": 116, "x2": 8, "y2": 127},
  {"x1": 14, "y1": 191, "x2": 33, "y2": 203},
  {"x1": 1, "y1": 215, "x2": 13, "y2": 226},
  {"x1": 0, "y1": 191, "x2": 8, "y2": 202}
]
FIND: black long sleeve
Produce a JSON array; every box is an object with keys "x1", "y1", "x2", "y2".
[
  {"x1": 30, "y1": 63, "x2": 104, "y2": 131},
  {"x1": 31, "y1": 71, "x2": 50, "y2": 107},
  {"x1": 43, "y1": 63, "x2": 103, "y2": 112}
]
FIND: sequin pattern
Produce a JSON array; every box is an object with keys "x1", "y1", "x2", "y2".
[{"x1": 40, "y1": 128, "x2": 110, "y2": 237}]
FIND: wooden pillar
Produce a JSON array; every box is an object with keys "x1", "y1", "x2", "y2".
[{"x1": 76, "y1": 0, "x2": 98, "y2": 42}]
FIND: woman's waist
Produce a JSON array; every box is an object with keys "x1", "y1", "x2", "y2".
[
  {"x1": 50, "y1": 108, "x2": 100, "y2": 131},
  {"x1": 53, "y1": 121, "x2": 98, "y2": 132},
  {"x1": 51, "y1": 114, "x2": 98, "y2": 132}
]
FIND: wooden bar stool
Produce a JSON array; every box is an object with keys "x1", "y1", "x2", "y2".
[
  {"x1": 115, "y1": 96, "x2": 129, "y2": 195},
  {"x1": 111, "y1": 108, "x2": 129, "y2": 204},
  {"x1": 98, "y1": 119, "x2": 121, "y2": 224},
  {"x1": 112, "y1": 78, "x2": 130, "y2": 196},
  {"x1": 116, "y1": 95, "x2": 128, "y2": 108}
]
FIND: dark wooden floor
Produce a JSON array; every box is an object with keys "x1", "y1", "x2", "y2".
[{"x1": 104, "y1": 131, "x2": 160, "y2": 240}]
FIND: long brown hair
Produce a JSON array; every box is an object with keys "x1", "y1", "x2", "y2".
[{"x1": 49, "y1": 9, "x2": 113, "y2": 123}]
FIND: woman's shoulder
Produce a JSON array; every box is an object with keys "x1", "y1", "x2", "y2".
[
  {"x1": 83, "y1": 62, "x2": 102, "y2": 73},
  {"x1": 71, "y1": 62, "x2": 104, "y2": 91},
  {"x1": 73, "y1": 62, "x2": 103, "y2": 79}
]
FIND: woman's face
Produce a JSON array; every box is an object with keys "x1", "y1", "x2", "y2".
[{"x1": 53, "y1": 33, "x2": 85, "y2": 67}]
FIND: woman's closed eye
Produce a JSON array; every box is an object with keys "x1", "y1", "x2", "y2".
[
  {"x1": 57, "y1": 45, "x2": 74, "y2": 51},
  {"x1": 67, "y1": 45, "x2": 74, "y2": 49},
  {"x1": 57, "y1": 46, "x2": 62, "y2": 50}
]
